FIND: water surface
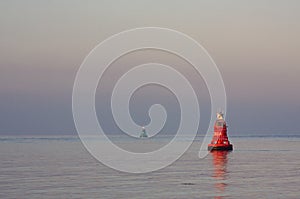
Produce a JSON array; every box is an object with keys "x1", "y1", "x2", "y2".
[{"x1": 0, "y1": 135, "x2": 299, "y2": 198}]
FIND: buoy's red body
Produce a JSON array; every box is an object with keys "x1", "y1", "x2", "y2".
[{"x1": 208, "y1": 114, "x2": 233, "y2": 151}]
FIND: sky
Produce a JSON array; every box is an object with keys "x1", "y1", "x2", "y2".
[{"x1": 0, "y1": 0, "x2": 299, "y2": 135}]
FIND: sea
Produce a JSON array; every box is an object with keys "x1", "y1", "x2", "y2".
[{"x1": 0, "y1": 135, "x2": 299, "y2": 199}]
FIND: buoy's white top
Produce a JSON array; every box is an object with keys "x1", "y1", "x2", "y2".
[{"x1": 217, "y1": 112, "x2": 224, "y2": 120}]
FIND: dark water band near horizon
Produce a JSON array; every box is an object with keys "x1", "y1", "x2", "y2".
[{"x1": 0, "y1": 135, "x2": 299, "y2": 199}]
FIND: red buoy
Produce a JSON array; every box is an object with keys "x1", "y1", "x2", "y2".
[{"x1": 208, "y1": 112, "x2": 233, "y2": 151}]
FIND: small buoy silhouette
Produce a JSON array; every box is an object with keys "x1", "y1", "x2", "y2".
[
  {"x1": 139, "y1": 126, "x2": 148, "y2": 138},
  {"x1": 208, "y1": 112, "x2": 233, "y2": 151}
]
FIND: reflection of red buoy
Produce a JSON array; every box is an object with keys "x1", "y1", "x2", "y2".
[
  {"x1": 208, "y1": 112, "x2": 233, "y2": 151},
  {"x1": 211, "y1": 151, "x2": 230, "y2": 199}
]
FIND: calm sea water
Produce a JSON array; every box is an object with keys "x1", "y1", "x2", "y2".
[{"x1": 0, "y1": 135, "x2": 299, "y2": 199}]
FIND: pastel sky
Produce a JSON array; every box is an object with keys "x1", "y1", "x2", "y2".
[{"x1": 0, "y1": 0, "x2": 299, "y2": 135}]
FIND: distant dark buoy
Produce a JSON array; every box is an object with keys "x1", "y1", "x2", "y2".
[
  {"x1": 208, "y1": 112, "x2": 233, "y2": 151},
  {"x1": 140, "y1": 126, "x2": 148, "y2": 138}
]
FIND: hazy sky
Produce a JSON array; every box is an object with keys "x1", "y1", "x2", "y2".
[{"x1": 0, "y1": 0, "x2": 299, "y2": 135}]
